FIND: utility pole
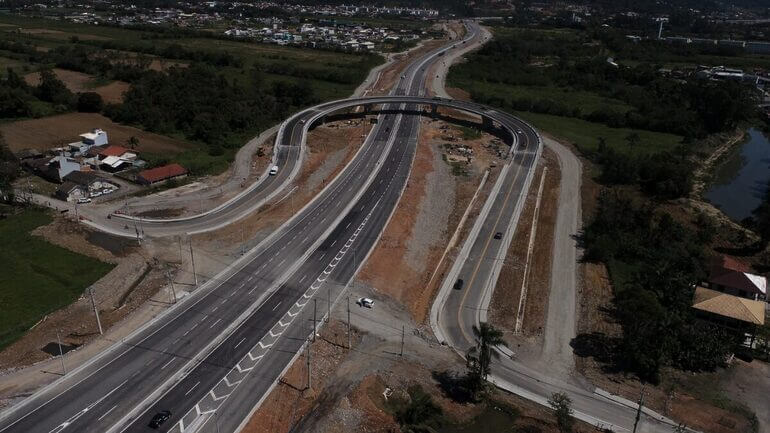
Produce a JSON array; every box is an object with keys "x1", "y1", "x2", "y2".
[
  {"x1": 313, "y1": 299, "x2": 317, "y2": 342},
  {"x1": 89, "y1": 287, "x2": 103, "y2": 335},
  {"x1": 241, "y1": 224, "x2": 246, "y2": 256},
  {"x1": 632, "y1": 385, "x2": 645, "y2": 433},
  {"x1": 56, "y1": 331, "x2": 66, "y2": 375},
  {"x1": 167, "y1": 271, "x2": 177, "y2": 303},
  {"x1": 347, "y1": 296, "x2": 351, "y2": 349},
  {"x1": 178, "y1": 236, "x2": 183, "y2": 264},
  {"x1": 189, "y1": 237, "x2": 198, "y2": 286},
  {"x1": 305, "y1": 338, "x2": 312, "y2": 390},
  {"x1": 326, "y1": 286, "x2": 330, "y2": 323},
  {"x1": 400, "y1": 325, "x2": 405, "y2": 357}
]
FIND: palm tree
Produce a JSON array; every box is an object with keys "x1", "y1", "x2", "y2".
[{"x1": 466, "y1": 322, "x2": 507, "y2": 383}]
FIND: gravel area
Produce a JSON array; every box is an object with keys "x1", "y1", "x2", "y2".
[{"x1": 405, "y1": 141, "x2": 455, "y2": 274}]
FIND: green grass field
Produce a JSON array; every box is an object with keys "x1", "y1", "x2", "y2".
[
  {"x1": 517, "y1": 111, "x2": 683, "y2": 156},
  {"x1": 0, "y1": 209, "x2": 114, "y2": 350},
  {"x1": 453, "y1": 79, "x2": 635, "y2": 116}
]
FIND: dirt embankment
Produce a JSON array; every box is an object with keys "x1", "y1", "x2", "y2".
[
  {"x1": 195, "y1": 119, "x2": 366, "y2": 249},
  {"x1": 488, "y1": 148, "x2": 561, "y2": 347},
  {"x1": 357, "y1": 119, "x2": 502, "y2": 323}
]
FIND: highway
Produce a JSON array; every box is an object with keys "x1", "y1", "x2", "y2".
[{"x1": 0, "y1": 22, "x2": 505, "y2": 433}]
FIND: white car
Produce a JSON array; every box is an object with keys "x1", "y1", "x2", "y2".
[
  {"x1": 269, "y1": 165, "x2": 279, "y2": 175},
  {"x1": 76, "y1": 198, "x2": 91, "y2": 204},
  {"x1": 358, "y1": 297, "x2": 374, "y2": 308}
]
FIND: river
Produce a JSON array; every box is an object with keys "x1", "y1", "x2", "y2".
[{"x1": 705, "y1": 127, "x2": 770, "y2": 221}]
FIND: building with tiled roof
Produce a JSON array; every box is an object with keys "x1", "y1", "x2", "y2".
[
  {"x1": 136, "y1": 163, "x2": 188, "y2": 185},
  {"x1": 704, "y1": 255, "x2": 767, "y2": 301}
]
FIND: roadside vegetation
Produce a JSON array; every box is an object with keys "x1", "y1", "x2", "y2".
[
  {"x1": 0, "y1": 13, "x2": 382, "y2": 174},
  {"x1": 0, "y1": 208, "x2": 114, "y2": 351},
  {"x1": 451, "y1": 23, "x2": 767, "y2": 385}
]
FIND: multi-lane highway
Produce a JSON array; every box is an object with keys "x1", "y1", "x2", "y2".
[{"x1": 0, "y1": 22, "x2": 515, "y2": 433}]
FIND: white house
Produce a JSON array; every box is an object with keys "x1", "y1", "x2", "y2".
[{"x1": 68, "y1": 129, "x2": 109, "y2": 154}]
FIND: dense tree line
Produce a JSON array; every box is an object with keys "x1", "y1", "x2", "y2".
[
  {"x1": 107, "y1": 65, "x2": 318, "y2": 152},
  {"x1": 583, "y1": 192, "x2": 741, "y2": 382},
  {"x1": 0, "y1": 67, "x2": 81, "y2": 118},
  {"x1": 0, "y1": 134, "x2": 19, "y2": 201},
  {"x1": 594, "y1": 141, "x2": 692, "y2": 198},
  {"x1": 450, "y1": 30, "x2": 757, "y2": 139}
]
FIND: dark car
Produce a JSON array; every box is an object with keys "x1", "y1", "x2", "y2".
[
  {"x1": 494, "y1": 232, "x2": 503, "y2": 240},
  {"x1": 149, "y1": 411, "x2": 171, "y2": 429},
  {"x1": 453, "y1": 279, "x2": 464, "y2": 290}
]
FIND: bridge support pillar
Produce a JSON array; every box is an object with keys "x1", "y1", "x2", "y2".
[
  {"x1": 363, "y1": 104, "x2": 373, "y2": 114},
  {"x1": 429, "y1": 103, "x2": 439, "y2": 118},
  {"x1": 482, "y1": 115, "x2": 495, "y2": 131}
]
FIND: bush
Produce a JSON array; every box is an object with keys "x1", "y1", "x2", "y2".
[{"x1": 77, "y1": 92, "x2": 104, "y2": 113}]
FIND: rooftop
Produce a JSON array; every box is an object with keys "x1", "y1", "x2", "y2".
[
  {"x1": 138, "y1": 163, "x2": 187, "y2": 183},
  {"x1": 98, "y1": 145, "x2": 130, "y2": 158},
  {"x1": 693, "y1": 287, "x2": 765, "y2": 325}
]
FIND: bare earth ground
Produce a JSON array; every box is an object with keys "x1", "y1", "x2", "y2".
[
  {"x1": 24, "y1": 68, "x2": 129, "y2": 103},
  {"x1": 193, "y1": 118, "x2": 366, "y2": 250},
  {"x1": 357, "y1": 118, "x2": 501, "y2": 323},
  {"x1": 245, "y1": 278, "x2": 592, "y2": 433},
  {"x1": 488, "y1": 148, "x2": 561, "y2": 360},
  {"x1": 1, "y1": 112, "x2": 191, "y2": 154}
]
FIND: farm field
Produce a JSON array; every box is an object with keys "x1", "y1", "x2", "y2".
[
  {"x1": 24, "y1": 68, "x2": 129, "y2": 103},
  {"x1": 0, "y1": 112, "x2": 193, "y2": 154},
  {"x1": 0, "y1": 209, "x2": 114, "y2": 351},
  {"x1": 516, "y1": 111, "x2": 683, "y2": 156}
]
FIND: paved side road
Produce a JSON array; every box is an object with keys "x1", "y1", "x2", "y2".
[{"x1": 539, "y1": 136, "x2": 582, "y2": 380}]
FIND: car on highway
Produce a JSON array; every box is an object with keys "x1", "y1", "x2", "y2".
[
  {"x1": 148, "y1": 410, "x2": 171, "y2": 429},
  {"x1": 453, "y1": 279, "x2": 464, "y2": 290},
  {"x1": 358, "y1": 297, "x2": 374, "y2": 308},
  {"x1": 494, "y1": 232, "x2": 503, "y2": 239},
  {"x1": 269, "y1": 165, "x2": 279, "y2": 175}
]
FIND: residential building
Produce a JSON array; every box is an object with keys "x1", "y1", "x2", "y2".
[
  {"x1": 97, "y1": 145, "x2": 138, "y2": 172},
  {"x1": 704, "y1": 255, "x2": 767, "y2": 301},
  {"x1": 62, "y1": 171, "x2": 119, "y2": 196},
  {"x1": 54, "y1": 181, "x2": 88, "y2": 202},
  {"x1": 136, "y1": 163, "x2": 188, "y2": 185},
  {"x1": 45, "y1": 155, "x2": 82, "y2": 183},
  {"x1": 692, "y1": 286, "x2": 765, "y2": 347},
  {"x1": 68, "y1": 129, "x2": 109, "y2": 154}
]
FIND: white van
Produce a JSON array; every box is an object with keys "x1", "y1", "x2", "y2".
[{"x1": 269, "y1": 165, "x2": 279, "y2": 175}]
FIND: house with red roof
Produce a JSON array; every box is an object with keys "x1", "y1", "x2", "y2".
[
  {"x1": 136, "y1": 164, "x2": 188, "y2": 185},
  {"x1": 704, "y1": 255, "x2": 767, "y2": 301}
]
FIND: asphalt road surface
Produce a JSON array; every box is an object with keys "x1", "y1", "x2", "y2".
[{"x1": 0, "y1": 22, "x2": 501, "y2": 433}]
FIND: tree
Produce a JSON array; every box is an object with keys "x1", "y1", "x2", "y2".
[
  {"x1": 126, "y1": 135, "x2": 140, "y2": 150},
  {"x1": 35, "y1": 69, "x2": 74, "y2": 107},
  {"x1": 77, "y1": 92, "x2": 103, "y2": 112},
  {"x1": 465, "y1": 322, "x2": 507, "y2": 396},
  {"x1": 548, "y1": 392, "x2": 574, "y2": 433}
]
